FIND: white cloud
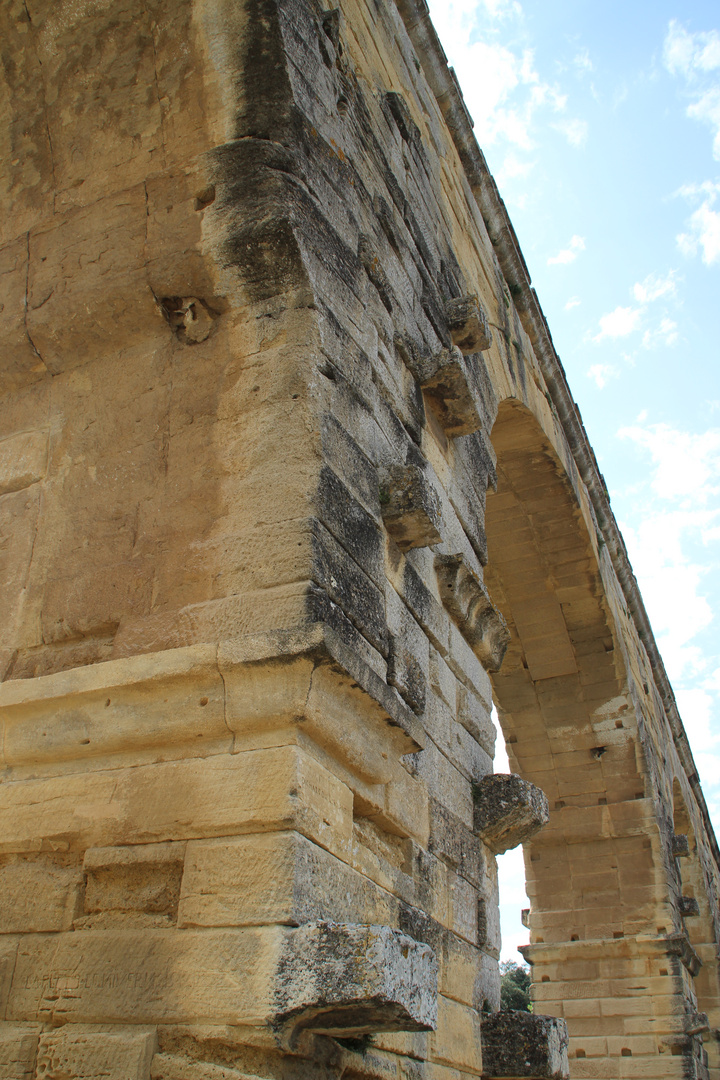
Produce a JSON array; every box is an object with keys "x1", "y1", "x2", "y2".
[
  {"x1": 428, "y1": 0, "x2": 581, "y2": 161},
  {"x1": 587, "y1": 363, "x2": 617, "y2": 389},
  {"x1": 664, "y1": 21, "x2": 720, "y2": 159},
  {"x1": 617, "y1": 423, "x2": 720, "y2": 504},
  {"x1": 664, "y1": 20, "x2": 720, "y2": 80},
  {"x1": 677, "y1": 186, "x2": 720, "y2": 265},
  {"x1": 565, "y1": 296, "x2": 581, "y2": 310},
  {"x1": 573, "y1": 49, "x2": 593, "y2": 75},
  {"x1": 642, "y1": 317, "x2": 679, "y2": 349},
  {"x1": 616, "y1": 422, "x2": 720, "y2": 711},
  {"x1": 633, "y1": 270, "x2": 678, "y2": 303},
  {"x1": 552, "y1": 117, "x2": 588, "y2": 147},
  {"x1": 547, "y1": 234, "x2": 586, "y2": 265},
  {"x1": 593, "y1": 305, "x2": 643, "y2": 341}
]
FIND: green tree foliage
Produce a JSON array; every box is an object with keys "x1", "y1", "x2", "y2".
[{"x1": 499, "y1": 960, "x2": 532, "y2": 1012}]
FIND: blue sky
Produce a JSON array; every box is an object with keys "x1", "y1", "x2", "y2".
[{"x1": 426, "y1": 0, "x2": 720, "y2": 961}]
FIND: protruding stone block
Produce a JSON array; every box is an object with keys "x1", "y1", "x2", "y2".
[
  {"x1": 480, "y1": 1011, "x2": 569, "y2": 1079},
  {"x1": 380, "y1": 465, "x2": 442, "y2": 551},
  {"x1": 685, "y1": 1012, "x2": 710, "y2": 1035},
  {"x1": 446, "y1": 295, "x2": 492, "y2": 354},
  {"x1": 473, "y1": 774, "x2": 549, "y2": 854},
  {"x1": 402, "y1": 343, "x2": 482, "y2": 437},
  {"x1": 435, "y1": 554, "x2": 510, "y2": 671},
  {"x1": 672, "y1": 833, "x2": 691, "y2": 858},
  {"x1": 679, "y1": 896, "x2": 700, "y2": 918},
  {"x1": 274, "y1": 921, "x2": 438, "y2": 1044}
]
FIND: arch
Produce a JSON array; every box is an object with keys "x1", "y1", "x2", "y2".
[{"x1": 484, "y1": 398, "x2": 702, "y2": 1076}]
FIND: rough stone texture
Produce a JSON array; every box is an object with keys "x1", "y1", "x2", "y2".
[
  {"x1": 379, "y1": 464, "x2": 443, "y2": 551},
  {"x1": 473, "y1": 773, "x2": 549, "y2": 855},
  {"x1": 274, "y1": 921, "x2": 438, "y2": 1043},
  {"x1": 1, "y1": 0, "x2": 719, "y2": 1079},
  {"x1": 481, "y1": 1012, "x2": 569, "y2": 1079},
  {"x1": 445, "y1": 295, "x2": 493, "y2": 355},
  {"x1": 436, "y1": 553, "x2": 510, "y2": 671}
]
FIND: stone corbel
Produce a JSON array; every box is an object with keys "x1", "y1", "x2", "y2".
[
  {"x1": 273, "y1": 921, "x2": 437, "y2": 1047},
  {"x1": 679, "y1": 896, "x2": 700, "y2": 918},
  {"x1": 445, "y1": 295, "x2": 493, "y2": 354},
  {"x1": 435, "y1": 553, "x2": 510, "y2": 672},
  {"x1": 380, "y1": 464, "x2": 442, "y2": 551},
  {"x1": 672, "y1": 833, "x2": 691, "y2": 857},
  {"x1": 473, "y1": 773, "x2": 549, "y2": 854},
  {"x1": 480, "y1": 1011, "x2": 569, "y2": 1079},
  {"x1": 403, "y1": 343, "x2": 482, "y2": 437}
]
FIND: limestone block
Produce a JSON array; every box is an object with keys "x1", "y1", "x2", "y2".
[
  {"x1": 0, "y1": 237, "x2": 47, "y2": 395},
  {"x1": 0, "y1": 745, "x2": 353, "y2": 856},
  {"x1": 481, "y1": 1011, "x2": 569, "y2": 1078},
  {"x1": 0, "y1": 1023, "x2": 40, "y2": 1079},
  {"x1": 177, "y1": 831, "x2": 398, "y2": 930},
  {"x1": 435, "y1": 554, "x2": 510, "y2": 672},
  {"x1": 380, "y1": 464, "x2": 442, "y2": 551},
  {"x1": 0, "y1": 855, "x2": 82, "y2": 933},
  {"x1": 427, "y1": 994, "x2": 482, "y2": 1073},
  {"x1": 473, "y1": 774, "x2": 549, "y2": 854},
  {"x1": 83, "y1": 843, "x2": 187, "y2": 921},
  {"x1": 0, "y1": 645, "x2": 229, "y2": 768},
  {"x1": 679, "y1": 896, "x2": 700, "y2": 918},
  {"x1": 0, "y1": 430, "x2": 47, "y2": 496},
  {"x1": 273, "y1": 922, "x2": 438, "y2": 1043},
  {"x1": 26, "y1": 189, "x2": 164, "y2": 374},
  {"x1": 150, "y1": 1054, "x2": 245, "y2": 1080},
  {"x1": 445, "y1": 295, "x2": 492, "y2": 354},
  {"x1": 7, "y1": 926, "x2": 281, "y2": 1025},
  {"x1": 402, "y1": 344, "x2": 482, "y2": 437},
  {"x1": 387, "y1": 636, "x2": 427, "y2": 714},
  {"x1": 36, "y1": 1027, "x2": 156, "y2": 1080}
]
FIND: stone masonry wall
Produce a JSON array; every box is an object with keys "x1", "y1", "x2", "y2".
[{"x1": 0, "y1": 2, "x2": 718, "y2": 1079}]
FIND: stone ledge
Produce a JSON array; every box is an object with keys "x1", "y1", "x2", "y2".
[
  {"x1": 480, "y1": 1011, "x2": 569, "y2": 1079},
  {"x1": 473, "y1": 774, "x2": 549, "y2": 854}
]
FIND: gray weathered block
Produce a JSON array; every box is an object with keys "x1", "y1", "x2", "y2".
[
  {"x1": 380, "y1": 465, "x2": 442, "y2": 551},
  {"x1": 435, "y1": 554, "x2": 509, "y2": 671},
  {"x1": 481, "y1": 1011, "x2": 569, "y2": 1079},
  {"x1": 274, "y1": 921, "x2": 438, "y2": 1044},
  {"x1": 473, "y1": 774, "x2": 549, "y2": 854},
  {"x1": 403, "y1": 344, "x2": 482, "y2": 437},
  {"x1": 446, "y1": 295, "x2": 493, "y2": 354},
  {"x1": 672, "y1": 833, "x2": 691, "y2": 858},
  {"x1": 679, "y1": 896, "x2": 700, "y2": 918}
]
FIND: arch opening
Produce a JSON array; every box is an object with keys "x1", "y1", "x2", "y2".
[{"x1": 484, "y1": 398, "x2": 676, "y2": 1070}]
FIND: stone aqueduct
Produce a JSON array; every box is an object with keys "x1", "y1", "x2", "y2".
[{"x1": 0, "y1": 1, "x2": 718, "y2": 1078}]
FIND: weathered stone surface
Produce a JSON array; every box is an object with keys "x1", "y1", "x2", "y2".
[
  {"x1": 273, "y1": 922, "x2": 438, "y2": 1043},
  {"x1": 401, "y1": 343, "x2": 482, "y2": 437},
  {"x1": 673, "y1": 833, "x2": 691, "y2": 857},
  {"x1": 435, "y1": 554, "x2": 510, "y2": 671},
  {"x1": 679, "y1": 895, "x2": 701, "y2": 918},
  {"x1": 1, "y1": 0, "x2": 719, "y2": 1078},
  {"x1": 36, "y1": 1027, "x2": 156, "y2": 1080},
  {"x1": 0, "y1": 1023, "x2": 40, "y2": 1079},
  {"x1": 473, "y1": 774, "x2": 549, "y2": 854},
  {"x1": 380, "y1": 464, "x2": 442, "y2": 551},
  {"x1": 480, "y1": 1011, "x2": 569, "y2": 1078},
  {"x1": 445, "y1": 295, "x2": 493, "y2": 354}
]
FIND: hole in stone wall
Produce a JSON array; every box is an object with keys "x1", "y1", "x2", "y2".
[
  {"x1": 576, "y1": 1050, "x2": 586, "y2": 1058},
  {"x1": 570, "y1": 934, "x2": 579, "y2": 941},
  {"x1": 621, "y1": 1048, "x2": 632, "y2": 1057},
  {"x1": 541, "y1": 976, "x2": 550, "y2": 982},
  {"x1": 194, "y1": 185, "x2": 215, "y2": 211}
]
